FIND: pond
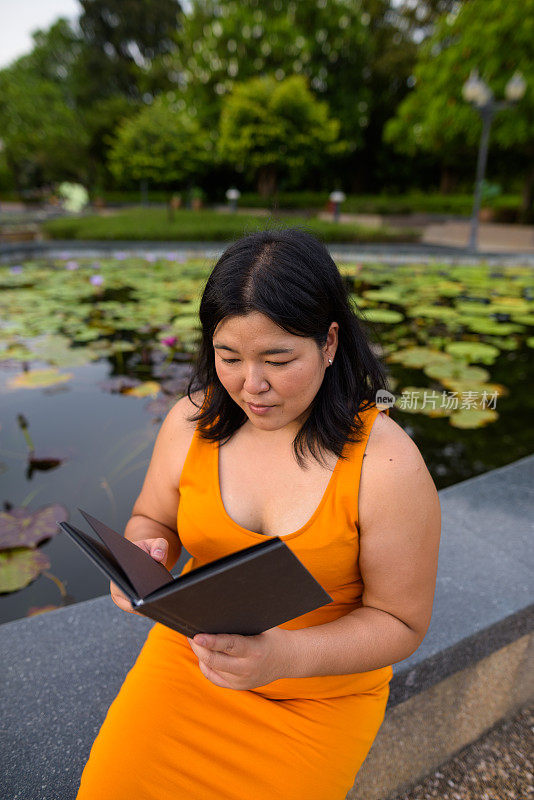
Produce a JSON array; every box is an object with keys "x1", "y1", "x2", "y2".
[{"x1": 1, "y1": 254, "x2": 533, "y2": 625}]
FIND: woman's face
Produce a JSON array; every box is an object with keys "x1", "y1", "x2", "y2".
[{"x1": 213, "y1": 311, "x2": 338, "y2": 433}]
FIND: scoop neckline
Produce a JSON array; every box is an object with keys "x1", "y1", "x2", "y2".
[{"x1": 214, "y1": 438, "x2": 344, "y2": 542}]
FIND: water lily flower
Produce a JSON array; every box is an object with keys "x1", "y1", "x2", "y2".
[
  {"x1": 65, "y1": 260, "x2": 79, "y2": 270},
  {"x1": 145, "y1": 254, "x2": 157, "y2": 263},
  {"x1": 90, "y1": 274, "x2": 104, "y2": 286},
  {"x1": 9, "y1": 265, "x2": 23, "y2": 274},
  {"x1": 161, "y1": 336, "x2": 178, "y2": 347}
]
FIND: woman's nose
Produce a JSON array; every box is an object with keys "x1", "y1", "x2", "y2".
[{"x1": 242, "y1": 365, "x2": 270, "y2": 392}]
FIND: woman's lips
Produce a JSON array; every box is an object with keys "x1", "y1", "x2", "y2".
[{"x1": 247, "y1": 403, "x2": 275, "y2": 414}]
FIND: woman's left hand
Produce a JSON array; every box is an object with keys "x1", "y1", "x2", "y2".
[{"x1": 187, "y1": 626, "x2": 294, "y2": 690}]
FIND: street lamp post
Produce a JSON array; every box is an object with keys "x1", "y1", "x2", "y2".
[
  {"x1": 225, "y1": 187, "x2": 241, "y2": 213},
  {"x1": 462, "y1": 70, "x2": 526, "y2": 253},
  {"x1": 329, "y1": 190, "x2": 346, "y2": 223}
]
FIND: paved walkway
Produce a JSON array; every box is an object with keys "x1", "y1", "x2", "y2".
[
  {"x1": 421, "y1": 220, "x2": 534, "y2": 253},
  {"x1": 387, "y1": 702, "x2": 533, "y2": 800},
  {"x1": 316, "y1": 211, "x2": 534, "y2": 255}
]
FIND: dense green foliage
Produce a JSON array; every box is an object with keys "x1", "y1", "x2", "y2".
[
  {"x1": 108, "y1": 96, "x2": 214, "y2": 186},
  {"x1": 0, "y1": 0, "x2": 530, "y2": 203},
  {"x1": 217, "y1": 74, "x2": 349, "y2": 194},
  {"x1": 385, "y1": 0, "x2": 534, "y2": 217}
]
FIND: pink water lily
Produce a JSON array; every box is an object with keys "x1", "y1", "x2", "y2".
[{"x1": 161, "y1": 336, "x2": 178, "y2": 347}]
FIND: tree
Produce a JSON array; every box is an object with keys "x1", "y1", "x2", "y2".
[
  {"x1": 77, "y1": 0, "x2": 183, "y2": 102},
  {"x1": 107, "y1": 95, "x2": 214, "y2": 189},
  {"x1": 384, "y1": 0, "x2": 534, "y2": 214},
  {"x1": 76, "y1": 0, "x2": 185, "y2": 185},
  {"x1": 217, "y1": 74, "x2": 348, "y2": 195},
  {"x1": 0, "y1": 59, "x2": 89, "y2": 189},
  {"x1": 169, "y1": 0, "x2": 459, "y2": 191},
  {"x1": 172, "y1": 1, "x2": 371, "y2": 159}
]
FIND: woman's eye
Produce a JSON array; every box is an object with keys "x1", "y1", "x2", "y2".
[{"x1": 221, "y1": 358, "x2": 290, "y2": 366}]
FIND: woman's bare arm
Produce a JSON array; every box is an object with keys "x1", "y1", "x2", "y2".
[
  {"x1": 282, "y1": 421, "x2": 441, "y2": 678},
  {"x1": 122, "y1": 390, "x2": 204, "y2": 571}
]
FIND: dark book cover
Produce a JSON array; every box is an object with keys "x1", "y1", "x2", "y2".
[{"x1": 58, "y1": 510, "x2": 333, "y2": 637}]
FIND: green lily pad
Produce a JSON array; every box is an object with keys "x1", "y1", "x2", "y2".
[
  {"x1": 30, "y1": 334, "x2": 94, "y2": 367},
  {"x1": 360, "y1": 308, "x2": 404, "y2": 324},
  {"x1": 406, "y1": 305, "x2": 459, "y2": 321},
  {"x1": 454, "y1": 302, "x2": 496, "y2": 317},
  {"x1": 123, "y1": 381, "x2": 161, "y2": 398},
  {"x1": 0, "y1": 343, "x2": 35, "y2": 362},
  {"x1": 72, "y1": 327, "x2": 106, "y2": 342},
  {"x1": 423, "y1": 362, "x2": 490, "y2": 383},
  {"x1": 88, "y1": 340, "x2": 115, "y2": 356},
  {"x1": 449, "y1": 407, "x2": 499, "y2": 429},
  {"x1": 527, "y1": 337, "x2": 534, "y2": 348},
  {"x1": 7, "y1": 368, "x2": 74, "y2": 389},
  {"x1": 437, "y1": 380, "x2": 508, "y2": 400},
  {"x1": 348, "y1": 295, "x2": 371, "y2": 308},
  {"x1": 362, "y1": 289, "x2": 405, "y2": 304},
  {"x1": 108, "y1": 340, "x2": 136, "y2": 354},
  {"x1": 171, "y1": 314, "x2": 200, "y2": 331},
  {"x1": 462, "y1": 318, "x2": 524, "y2": 336},
  {"x1": 0, "y1": 504, "x2": 68, "y2": 549},
  {"x1": 444, "y1": 341, "x2": 500, "y2": 364},
  {"x1": 387, "y1": 347, "x2": 453, "y2": 369},
  {"x1": 0, "y1": 548, "x2": 51, "y2": 592},
  {"x1": 480, "y1": 336, "x2": 520, "y2": 351},
  {"x1": 510, "y1": 314, "x2": 534, "y2": 326},
  {"x1": 489, "y1": 298, "x2": 530, "y2": 314}
]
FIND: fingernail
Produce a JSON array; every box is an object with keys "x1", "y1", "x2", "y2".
[{"x1": 153, "y1": 549, "x2": 164, "y2": 558}]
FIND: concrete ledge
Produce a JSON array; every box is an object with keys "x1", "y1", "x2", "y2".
[
  {"x1": 2, "y1": 239, "x2": 534, "y2": 265},
  {"x1": 1, "y1": 455, "x2": 533, "y2": 800},
  {"x1": 350, "y1": 630, "x2": 534, "y2": 799}
]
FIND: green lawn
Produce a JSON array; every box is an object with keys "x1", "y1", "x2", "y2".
[{"x1": 41, "y1": 207, "x2": 420, "y2": 243}]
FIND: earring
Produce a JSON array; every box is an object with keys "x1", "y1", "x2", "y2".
[{"x1": 328, "y1": 359, "x2": 333, "y2": 365}]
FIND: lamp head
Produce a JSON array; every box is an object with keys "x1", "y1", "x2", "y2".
[
  {"x1": 462, "y1": 69, "x2": 493, "y2": 107},
  {"x1": 505, "y1": 71, "x2": 526, "y2": 103}
]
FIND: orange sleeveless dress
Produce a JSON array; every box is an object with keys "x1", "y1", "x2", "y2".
[{"x1": 76, "y1": 404, "x2": 393, "y2": 800}]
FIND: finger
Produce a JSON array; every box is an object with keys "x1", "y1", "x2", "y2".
[
  {"x1": 192, "y1": 633, "x2": 243, "y2": 655},
  {"x1": 149, "y1": 539, "x2": 168, "y2": 561},
  {"x1": 111, "y1": 594, "x2": 135, "y2": 613},
  {"x1": 188, "y1": 640, "x2": 245, "y2": 675},
  {"x1": 197, "y1": 659, "x2": 236, "y2": 690}
]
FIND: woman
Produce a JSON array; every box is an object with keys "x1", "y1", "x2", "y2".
[{"x1": 76, "y1": 227, "x2": 441, "y2": 800}]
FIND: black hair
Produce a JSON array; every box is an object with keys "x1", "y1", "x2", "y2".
[{"x1": 184, "y1": 226, "x2": 389, "y2": 469}]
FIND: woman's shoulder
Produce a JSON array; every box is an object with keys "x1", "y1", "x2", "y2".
[
  {"x1": 161, "y1": 390, "x2": 206, "y2": 458},
  {"x1": 365, "y1": 408, "x2": 430, "y2": 478},
  {"x1": 358, "y1": 408, "x2": 439, "y2": 534}
]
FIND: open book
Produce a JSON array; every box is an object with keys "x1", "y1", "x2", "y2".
[{"x1": 57, "y1": 510, "x2": 333, "y2": 638}]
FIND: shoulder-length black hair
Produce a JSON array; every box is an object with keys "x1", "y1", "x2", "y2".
[{"x1": 184, "y1": 226, "x2": 389, "y2": 469}]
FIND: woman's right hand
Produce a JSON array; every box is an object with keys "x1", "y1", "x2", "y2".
[{"x1": 110, "y1": 537, "x2": 169, "y2": 614}]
